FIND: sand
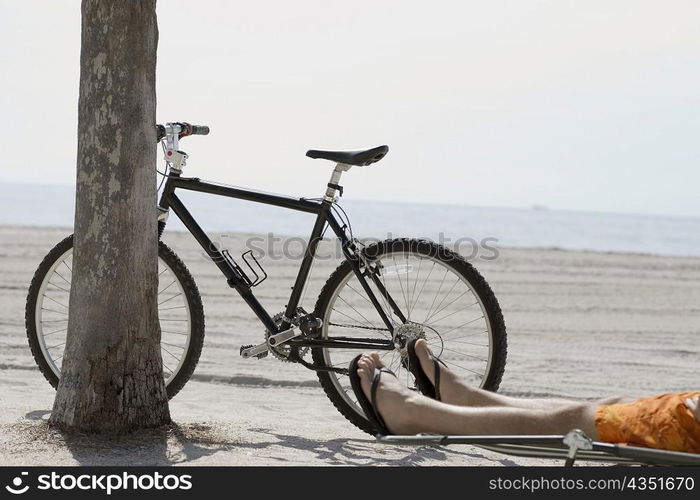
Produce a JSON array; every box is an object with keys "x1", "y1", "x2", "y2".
[{"x1": 0, "y1": 225, "x2": 698, "y2": 466}]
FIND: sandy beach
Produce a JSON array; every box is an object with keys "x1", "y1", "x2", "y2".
[{"x1": 1, "y1": 225, "x2": 698, "y2": 466}]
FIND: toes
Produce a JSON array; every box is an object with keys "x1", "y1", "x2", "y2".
[
  {"x1": 370, "y1": 352, "x2": 385, "y2": 367},
  {"x1": 414, "y1": 339, "x2": 436, "y2": 384},
  {"x1": 415, "y1": 338, "x2": 431, "y2": 357},
  {"x1": 358, "y1": 354, "x2": 379, "y2": 380},
  {"x1": 357, "y1": 356, "x2": 374, "y2": 401},
  {"x1": 360, "y1": 353, "x2": 376, "y2": 370},
  {"x1": 357, "y1": 357, "x2": 373, "y2": 378}
]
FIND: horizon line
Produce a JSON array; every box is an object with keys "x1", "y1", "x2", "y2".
[{"x1": 1, "y1": 179, "x2": 698, "y2": 222}]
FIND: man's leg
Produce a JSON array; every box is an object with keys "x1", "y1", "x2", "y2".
[
  {"x1": 414, "y1": 339, "x2": 630, "y2": 410},
  {"x1": 358, "y1": 352, "x2": 599, "y2": 438}
]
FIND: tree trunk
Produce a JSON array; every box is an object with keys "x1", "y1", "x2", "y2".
[{"x1": 50, "y1": 0, "x2": 169, "y2": 433}]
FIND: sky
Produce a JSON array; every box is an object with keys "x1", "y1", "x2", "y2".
[{"x1": 1, "y1": 0, "x2": 699, "y2": 217}]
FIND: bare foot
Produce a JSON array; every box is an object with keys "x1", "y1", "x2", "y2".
[
  {"x1": 414, "y1": 339, "x2": 474, "y2": 406},
  {"x1": 357, "y1": 352, "x2": 423, "y2": 434}
]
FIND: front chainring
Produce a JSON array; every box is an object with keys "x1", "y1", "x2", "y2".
[{"x1": 266, "y1": 309, "x2": 310, "y2": 362}]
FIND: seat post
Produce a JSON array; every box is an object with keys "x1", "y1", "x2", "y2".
[{"x1": 324, "y1": 163, "x2": 352, "y2": 202}]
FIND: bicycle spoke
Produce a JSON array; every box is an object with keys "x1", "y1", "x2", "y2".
[
  {"x1": 423, "y1": 267, "x2": 448, "y2": 322},
  {"x1": 43, "y1": 295, "x2": 69, "y2": 310},
  {"x1": 409, "y1": 261, "x2": 436, "y2": 317},
  {"x1": 392, "y1": 256, "x2": 410, "y2": 314},
  {"x1": 437, "y1": 315, "x2": 486, "y2": 336},
  {"x1": 54, "y1": 269, "x2": 71, "y2": 286},
  {"x1": 426, "y1": 300, "x2": 479, "y2": 326},
  {"x1": 161, "y1": 341, "x2": 185, "y2": 350},
  {"x1": 42, "y1": 327, "x2": 67, "y2": 337},
  {"x1": 161, "y1": 346, "x2": 180, "y2": 362},
  {"x1": 47, "y1": 281, "x2": 71, "y2": 294},
  {"x1": 407, "y1": 257, "x2": 423, "y2": 319},
  {"x1": 424, "y1": 277, "x2": 461, "y2": 324},
  {"x1": 158, "y1": 279, "x2": 177, "y2": 295},
  {"x1": 158, "y1": 292, "x2": 182, "y2": 306},
  {"x1": 331, "y1": 308, "x2": 369, "y2": 329},
  {"x1": 41, "y1": 307, "x2": 68, "y2": 315},
  {"x1": 338, "y1": 296, "x2": 381, "y2": 330},
  {"x1": 429, "y1": 338, "x2": 488, "y2": 347},
  {"x1": 158, "y1": 305, "x2": 186, "y2": 311},
  {"x1": 345, "y1": 281, "x2": 394, "y2": 330},
  {"x1": 440, "y1": 358, "x2": 485, "y2": 376},
  {"x1": 424, "y1": 290, "x2": 473, "y2": 324},
  {"x1": 387, "y1": 356, "x2": 398, "y2": 373},
  {"x1": 378, "y1": 350, "x2": 393, "y2": 361},
  {"x1": 440, "y1": 330, "x2": 489, "y2": 342},
  {"x1": 438, "y1": 345, "x2": 487, "y2": 362},
  {"x1": 162, "y1": 360, "x2": 175, "y2": 375}
]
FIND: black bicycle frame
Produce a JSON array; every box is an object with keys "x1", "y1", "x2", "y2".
[{"x1": 158, "y1": 172, "x2": 407, "y2": 361}]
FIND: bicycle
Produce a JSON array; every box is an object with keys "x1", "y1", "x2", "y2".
[{"x1": 25, "y1": 122, "x2": 507, "y2": 434}]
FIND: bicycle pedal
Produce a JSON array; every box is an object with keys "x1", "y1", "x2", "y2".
[{"x1": 240, "y1": 343, "x2": 268, "y2": 359}]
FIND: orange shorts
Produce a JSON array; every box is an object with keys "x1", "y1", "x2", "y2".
[{"x1": 595, "y1": 392, "x2": 700, "y2": 454}]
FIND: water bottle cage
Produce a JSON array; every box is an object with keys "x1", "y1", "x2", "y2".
[{"x1": 222, "y1": 250, "x2": 267, "y2": 287}]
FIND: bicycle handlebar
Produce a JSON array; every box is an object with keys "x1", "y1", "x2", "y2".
[
  {"x1": 189, "y1": 124, "x2": 210, "y2": 136},
  {"x1": 156, "y1": 122, "x2": 210, "y2": 142}
]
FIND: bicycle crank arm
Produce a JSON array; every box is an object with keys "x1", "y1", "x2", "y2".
[
  {"x1": 267, "y1": 326, "x2": 300, "y2": 346},
  {"x1": 240, "y1": 326, "x2": 302, "y2": 359},
  {"x1": 240, "y1": 342, "x2": 269, "y2": 359}
]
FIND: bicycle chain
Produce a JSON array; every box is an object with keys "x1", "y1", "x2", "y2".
[{"x1": 327, "y1": 322, "x2": 390, "y2": 332}]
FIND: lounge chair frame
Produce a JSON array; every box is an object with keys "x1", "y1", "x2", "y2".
[{"x1": 377, "y1": 429, "x2": 700, "y2": 466}]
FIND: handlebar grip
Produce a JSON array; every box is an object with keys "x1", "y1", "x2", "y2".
[
  {"x1": 155, "y1": 122, "x2": 209, "y2": 142},
  {"x1": 190, "y1": 125, "x2": 210, "y2": 136}
]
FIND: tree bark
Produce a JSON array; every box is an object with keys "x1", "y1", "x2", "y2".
[{"x1": 50, "y1": 0, "x2": 169, "y2": 433}]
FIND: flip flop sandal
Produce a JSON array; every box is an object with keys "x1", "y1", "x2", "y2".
[
  {"x1": 406, "y1": 338, "x2": 447, "y2": 401},
  {"x1": 349, "y1": 355, "x2": 395, "y2": 436}
]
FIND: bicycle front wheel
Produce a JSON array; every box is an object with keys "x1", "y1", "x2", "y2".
[
  {"x1": 312, "y1": 238, "x2": 507, "y2": 434},
  {"x1": 24, "y1": 235, "x2": 205, "y2": 399}
]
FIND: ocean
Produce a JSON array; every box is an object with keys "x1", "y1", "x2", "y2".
[{"x1": 2, "y1": 182, "x2": 699, "y2": 257}]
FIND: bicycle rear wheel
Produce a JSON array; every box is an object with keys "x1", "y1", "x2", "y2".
[
  {"x1": 312, "y1": 238, "x2": 507, "y2": 434},
  {"x1": 24, "y1": 235, "x2": 205, "y2": 399}
]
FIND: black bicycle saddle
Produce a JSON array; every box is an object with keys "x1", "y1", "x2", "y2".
[{"x1": 306, "y1": 145, "x2": 388, "y2": 166}]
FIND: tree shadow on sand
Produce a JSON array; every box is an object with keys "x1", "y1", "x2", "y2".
[
  {"x1": 14, "y1": 411, "x2": 519, "y2": 466},
  {"x1": 18, "y1": 412, "x2": 233, "y2": 466}
]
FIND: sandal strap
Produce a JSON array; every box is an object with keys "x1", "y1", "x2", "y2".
[
  {"x1": 433, "y1": 358, "x2": 441, "y2": 401},
  {"x1": 370, "y1": 368, "x2": 395, "y2": 431},
  {"x1": 406, "y1": 338, "x2": 436, "y2": 400}
]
